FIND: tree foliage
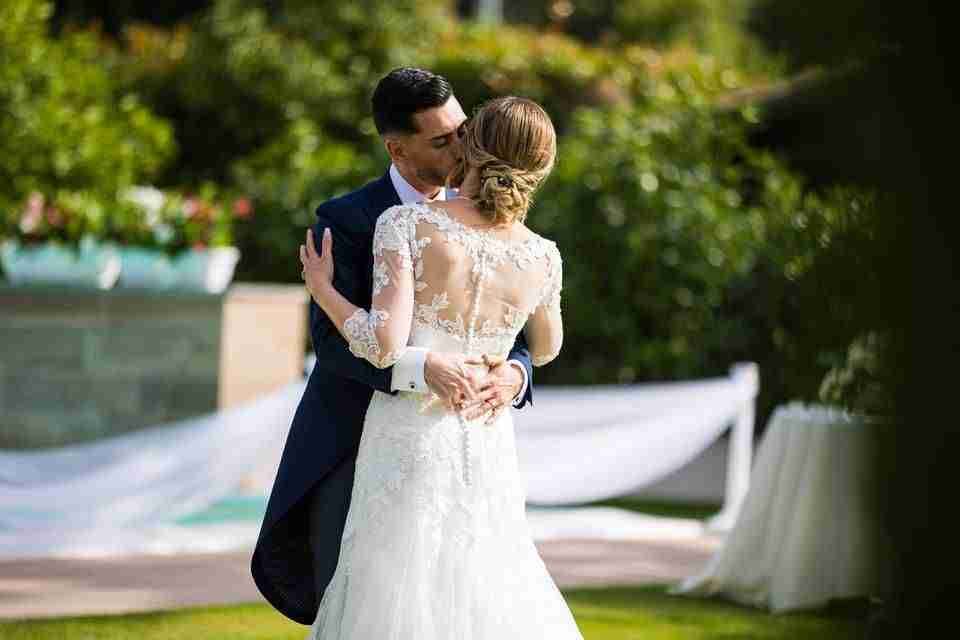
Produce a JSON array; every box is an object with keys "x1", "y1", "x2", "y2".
[
  {"x1": 0, "y1": 0, "x2": 175, "y2": 219},
  {"x1": 1, "y1": 0, "x2": 883, "y2": 420}
]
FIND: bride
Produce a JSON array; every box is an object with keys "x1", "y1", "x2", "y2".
[{"x1": 299, "y1": 96, "x2": 581, "y2": 639}]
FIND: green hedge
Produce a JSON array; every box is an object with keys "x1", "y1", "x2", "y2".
[
  {"x1": 104, "y1": 0, "x2": 450, "y2": 279},
  {"x1": 527, "y1": 101, "x2": 877, "y2": 420},
  {"x1": 0, "y1": 0, "x2": 174, "y2": 216},
  {"x1": 3, "y1": 1, "x2": 882, "y2": 419}
]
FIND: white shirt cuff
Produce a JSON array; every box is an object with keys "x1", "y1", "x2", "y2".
[
  {"x1": 508, "y1": 359, "x2": 528, "y2": 407},
  {"x1": 390, "y1": 347, "x2": 429, "y2": 392}
]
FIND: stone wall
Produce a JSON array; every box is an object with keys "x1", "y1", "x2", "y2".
[{"x1": 0, "y1": 282, "x2": 307, "y2": 449}]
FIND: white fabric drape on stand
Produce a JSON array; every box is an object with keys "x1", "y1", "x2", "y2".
[
  {"x1": 0, "y1": 383, "x2": 300, "y2": 557},
  {"x1": 515, "y1": 363, "x2": 757, "y2": 506},
  {"x1": 0, "y1": 362, "x2": 757, "y2": 558},
  {"x1": 671, "y1": 402, "x2": 894, "y2": 612}
]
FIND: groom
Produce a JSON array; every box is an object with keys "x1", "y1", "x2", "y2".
[{"x1": 251, "y1": 68, "x2": 536, "y2": 625}]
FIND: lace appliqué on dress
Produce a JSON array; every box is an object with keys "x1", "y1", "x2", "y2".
[
  {"x1": 343, "y1": 307, "x2": 405, "y2": 369},
  {"x1": 373, "y1": 209, "x2": 414, "y2": 265},
  {"x1": 347, "y1": 203, "x2": 565, "y2": 485},
  {"x1": 393, "y1": 204, "x2": 558, "y2": 352},
  {"x1": 532, "y1": 242, "x2": 563, "y2": 366},
  {"x1": 538, "y1": 241, "x2": 563, "y2": 312},
  {"x1": 415, "y1": 291, "x2": 466, "y2": 338},
  {"x1": 309, "y1": 203, "x2": 582, "y2": 640},
  {"x1": 371, "y1": 261, "x2": 390, "y2": 297}
]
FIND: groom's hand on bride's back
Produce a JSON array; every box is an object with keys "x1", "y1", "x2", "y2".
[
  {"x1": 460, "y1": 356, "x2": 522, "y2": 424},
  {"x1": 424, "y1": 352, "x2": 490, "y2": 411}
]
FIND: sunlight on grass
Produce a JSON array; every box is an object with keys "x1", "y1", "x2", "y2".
[
  {"x1": 0, "y1": 585, "x2": 866, "y2": 640},
  {"x1": 564, "y1": 585, "x2": 867, "y2": 639},
  {"x1": 585, "y1": 497, "x2": 723, "y2": 521}
]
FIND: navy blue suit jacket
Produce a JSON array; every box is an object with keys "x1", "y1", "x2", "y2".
[{"x1": 250, "y1": 171, "x2": 534, "y2": 624}]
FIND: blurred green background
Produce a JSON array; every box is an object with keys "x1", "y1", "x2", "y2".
[
  {"x1": 4, "y1": 0, "x2": 953, "y2": 634},
  {"x1": 0, "y1": 0, "x2": 897, "y2": 429}
]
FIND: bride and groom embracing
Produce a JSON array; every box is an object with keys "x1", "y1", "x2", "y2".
[{"x1": 251, "y1": 67, "x2": 581, "y2": 639}]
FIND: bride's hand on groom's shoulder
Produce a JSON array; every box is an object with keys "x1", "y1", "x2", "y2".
[{"x1": 300, "y1": 227, "x2": 334, "y2": 300}]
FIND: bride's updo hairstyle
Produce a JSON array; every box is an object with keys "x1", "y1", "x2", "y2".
[{"x1": 456, "y1": 96, "x2": 556, "y2": 225}]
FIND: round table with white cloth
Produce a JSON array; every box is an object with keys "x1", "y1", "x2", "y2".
[{"x1": 670, "y1": 402, "x2": 895, "y2": 612}]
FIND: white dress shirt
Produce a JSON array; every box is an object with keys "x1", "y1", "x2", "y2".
[{"x1": 387, "y1": 164, "x2": 529, "y2": 406}]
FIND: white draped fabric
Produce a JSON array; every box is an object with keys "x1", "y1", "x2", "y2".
[
  {"x1": 515, "y1": 363, "x2": 758, "y2": 506},
  {"x1": 0, "y1": 361, "x2": 757, "y2": 559},
  {"x1": 671, "y1": 402, "x2": 894, "y2": 612},
  {"x1": 0, "y1": 384, "x2": 299, "y2": 558}
]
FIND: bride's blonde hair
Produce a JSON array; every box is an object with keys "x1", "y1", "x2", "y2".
[{"x1": 450, "y1": 96, "x2": 556, "y2": 225}]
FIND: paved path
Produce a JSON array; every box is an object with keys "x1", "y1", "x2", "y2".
[{"x1": 0, "y1": 536, "x2": 720, "y2": 620}]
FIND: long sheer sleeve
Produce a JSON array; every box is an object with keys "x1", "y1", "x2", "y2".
[
  {"x1": 341, "y1": 207, "x2": 416, "y2": 369},
  {"x1": 525, "y1": 242, "x2": 563, "y2": 366}
]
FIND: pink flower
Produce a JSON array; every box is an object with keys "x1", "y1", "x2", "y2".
[
  {"x1": 19, "y1": 208, "x2": 42, "y2": 234},
  {"x1": 27, "y1": 192, "x2": 45, "y2": 213},
  {"x1": 183, "y1": 197, "x2": 200, "y2": 218},
  {"x1": 19, "y1": 192, "x2": 45, "y2": 234},
  {"x1": 45, "y1": 206, "x2": 64, "y2": 227},
  {"x1": 192, "y1": 241, "x2": 207, "y2": 250},
  {"x1": 232, "y1": 197, "x2": 253, "y2": 219}
]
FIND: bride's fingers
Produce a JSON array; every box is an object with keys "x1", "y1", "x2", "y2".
[
  {"x1": 464, "y1": 394, "x2": 505, "y2": 422},
  {"x1": 482, "y1": 354, "x2": 506, "y2": 368},
  {"x1": 474, "y1": 378, "x2": 498, "y2": 394},
  {"x1": 465, "y1": 354, "x2": 503, "y2": 371},
  {"x1": 462, "y1": 403, "x2": 492, "y2": 421},
  {"x1": 459, "y1": 368, "x2": 487, "y2": 396},
  {"x1": 485, "y1": 404, "x2": 505, "y2": 425},
  {"x1": 443, "y1": 383, "x2": 471, "y2": 407},
  {"x1": 457, "y1": 388, "x2": 485, "y2": 408},
  {"x1": 461, "y1": 391, "x2": 497, "y2": 417},
  {"x1": 321, "y1": 227, "x2": 332, "y2": 257},
  {"x1": 474, "y1": 385, "x2": 499, "y2": 404}
]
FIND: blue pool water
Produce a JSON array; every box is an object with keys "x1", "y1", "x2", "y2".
[{"x1": 174, "y1": 493, "x2": 269, "y2": 526}]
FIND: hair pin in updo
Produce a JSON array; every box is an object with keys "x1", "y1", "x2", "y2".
[{"x1": 496, "y1": 175, "x2": 513, "y2": 188}]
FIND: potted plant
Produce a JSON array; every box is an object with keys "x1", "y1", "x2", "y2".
[
  {"x1": 117, "y1": 183, "x2": 253, "y2": 293},
  {"x1": 817, "y1": 331, "x2": 893, "y2": 419},
  {"x1": 0, "y1": 191, "x2": 122, "y2": 289},
  {"x1": 111, "y1": 186, "x2": 179, "y2": 290}
]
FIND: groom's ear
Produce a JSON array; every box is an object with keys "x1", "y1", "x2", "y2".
[{"x1": 383, "y1": 135, "x2": 406, "y2": 164}]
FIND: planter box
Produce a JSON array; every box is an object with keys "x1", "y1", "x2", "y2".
[
  {"x1": 0, "y1": 282, "x2": 307, "y2": 449},
  {"x1": 1, "y1": 241, "x2": 241, "y2": 294},
  {"x1": 117, "y1": 247, "x2": 178, "y2": 290},
  {"x1": 173, "y1": 246, "x2": 241, "y2": 294},
  {"x1": 0, "y1": 237, "x2": 121, "y2": 290},
  {"x1": 116, "y1": 246, "x2": 240, "y2": 293}
]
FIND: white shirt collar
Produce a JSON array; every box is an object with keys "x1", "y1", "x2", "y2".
[{"x1": 389, "y1": 164, "x2": 450, "y2": 204}]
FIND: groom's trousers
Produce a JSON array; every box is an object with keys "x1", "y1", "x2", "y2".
[{"x1": 308, "y1": 448, "x2": 358, "y2": 601}]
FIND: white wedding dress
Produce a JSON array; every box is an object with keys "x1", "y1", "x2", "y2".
[{"x1": 307, "y1": 202, "x2": 583, "y2": 639}]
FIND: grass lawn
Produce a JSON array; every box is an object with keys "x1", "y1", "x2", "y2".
[
  {"x1": 0, "y1": 585, "x2": 868, "y2": 639},
  {"x1": 586, "y1": 496, "x2": 723, "y2": 521}
]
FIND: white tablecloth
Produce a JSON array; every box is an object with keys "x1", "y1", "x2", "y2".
[{"x1": 670, "y1": 402, "x2": 894, "y2": 612}]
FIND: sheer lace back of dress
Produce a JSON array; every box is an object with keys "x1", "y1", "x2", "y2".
[{"x1": 343, "y1": 202, "x2": 563, "y2": 370}]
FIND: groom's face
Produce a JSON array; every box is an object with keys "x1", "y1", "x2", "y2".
[{"x1": 392, "y1": 96, "x2": 468, "y2": 189}]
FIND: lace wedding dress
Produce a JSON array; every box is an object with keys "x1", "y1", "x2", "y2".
[{"x1": 307, "y1": 202, "x2": 582, "y2": 639}]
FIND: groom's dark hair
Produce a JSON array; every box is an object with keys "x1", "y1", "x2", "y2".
[{"x1": 372, "y1": 67, "x2": 453, "y2": 136}]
